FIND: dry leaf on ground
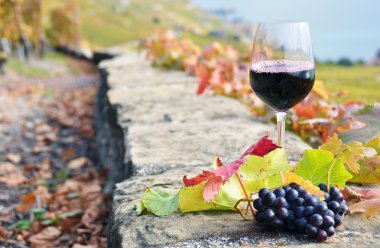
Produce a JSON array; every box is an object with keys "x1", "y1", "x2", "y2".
[
  {"x1": 72, "y1": 244, "x2": 95, "y2": 248},
  {"x1": 28, "y1": 226, "x2": 61, "y2": 248},
  {"x1": 0, "y1": 162, "x2": 27, "y2": 186},
  {"x1": 68, "y1": 157, "x2": 90, "y2": 170},
  {"x1": 6, "y1": 153, "x2": 22, "y2": 164}
]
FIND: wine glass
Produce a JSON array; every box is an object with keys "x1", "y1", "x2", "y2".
[{"x1": 250, "y1": 21, "x2": 315, "y2": 146}]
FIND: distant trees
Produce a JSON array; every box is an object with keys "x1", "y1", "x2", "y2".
[{"x1": 0, "y1": 0, "x2": 81, "y2": 63}]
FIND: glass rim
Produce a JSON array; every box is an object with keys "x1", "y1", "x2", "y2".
[{"x1": 256, "y1": 20, "x2": 309, "y2": 25}]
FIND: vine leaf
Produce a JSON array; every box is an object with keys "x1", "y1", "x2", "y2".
[
  {"x1": 179, "y1": 175, "x2": 243, "y2": 213},
  {"x1": 294, "y1": 149, "x2": 352, "y2": 188},
  {"x1": 239, "y1": 149, "x2": 290, "y2": 195},
  {"x1": 283, "y1": 172, "x2": 325, "y2": 200},
  {"x1": 348, "y1": 156, "x2": 380, "y2": 184},
  {"x1": 320, "y1": 134, "x2": 364, "y2": 174},
  {"x1": 183, "y1": 135, "x2": 280, "y2": 202},
  {"x1": 349, "y1": 188, "x2": 380, "y2": 218},
  {"x1": 340, "y1": 104, "x2": 380, "y2": 143},
  {"x1": 138, "y1": 188, "x2": 179, "y2": 216}
]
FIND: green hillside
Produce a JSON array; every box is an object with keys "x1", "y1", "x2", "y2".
[{"x1": 46, "y1": 0, "x2": 247, "y2": 49}]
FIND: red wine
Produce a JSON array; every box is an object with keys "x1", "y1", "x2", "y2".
[{"x1": 250, "y1": 60, "x2": 315, "y2": 111}]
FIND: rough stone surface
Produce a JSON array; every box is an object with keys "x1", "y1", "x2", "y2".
[{"x1": 95, "y1": 52, "x2": 378, "y2": 248}]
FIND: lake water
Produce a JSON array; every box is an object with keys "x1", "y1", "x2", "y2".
[{"x1": 192, "y1": 0, "x2": 380, "y2": 61}]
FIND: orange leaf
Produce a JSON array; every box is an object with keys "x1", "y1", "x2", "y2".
[
  {"x1": 283, "y1": 172, "x2": 325, "y2": 200},
  {"x1": 349, "y1": 198, "x2": 380, "y2": 219}
]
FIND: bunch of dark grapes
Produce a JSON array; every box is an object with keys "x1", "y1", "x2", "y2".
[{"x1": 253, "y1": 183, "x2": 349, "y2": 241}]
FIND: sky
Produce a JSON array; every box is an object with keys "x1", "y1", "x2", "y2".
[{"x1": 192, "y1": 0, "x2": 380, "y2": 61}]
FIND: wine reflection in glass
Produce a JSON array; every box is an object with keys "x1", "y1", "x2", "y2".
[{"x1": 250, "y1": 21, "x2": 315, "y2": 146}]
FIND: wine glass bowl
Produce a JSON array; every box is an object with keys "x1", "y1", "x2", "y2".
[{"x1": 249, "y1": 21, "x2": 315, "y2": 146}]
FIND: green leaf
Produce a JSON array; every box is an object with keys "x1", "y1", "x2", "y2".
[
  {"x1": 239, "y1": 149, "x2": 291, "y2": 194},
  {"x1": 41, "y1": 219, "x2": 59, "y2": 226},
  {"x1": 340, "y1": 104, "x2": 380, "y2": 143},
  {"x1": 32, "y1": 208, "x2": 46, "y2": 220},
  {"x1": 179, "y1": 174, "x2": 243, "y2": 213},
  {"x1": 59, "y1": 210, "x2": 82, "y2": 219},
  {"x1": 8, "y1": 220, "x2": 32, "y2": 230},
  {"x1": 140, "y1": 188, "x2": 179, "y2": 216},
  {"x1": 294, "y1": 149, "x2": 352, "y2": 188},
  {"x1": 67, "y1": 192, "x2": 79, "y2": 199}
]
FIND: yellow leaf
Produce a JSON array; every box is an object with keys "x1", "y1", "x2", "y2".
[
  {"x1": 312, "y1": 80, "x2": 329, "y2": 100},
  {"x1": 283, "y1": 172, "x2": 325, "y2": 200}
]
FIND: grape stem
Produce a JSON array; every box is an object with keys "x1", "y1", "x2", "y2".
[
  {"x1": 235, "y1": 172, "x2": 255, "y2": 220},
  {"x1": 327, "y1": 148, "x2": 348, "y2": 192}
]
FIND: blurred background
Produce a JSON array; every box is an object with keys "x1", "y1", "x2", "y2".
[{"x1": 1, "y1": 0, "x2": 379, "y2": 103}]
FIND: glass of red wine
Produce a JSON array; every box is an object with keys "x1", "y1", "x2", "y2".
[{"x1": 250, "y1": 21, "x2": 315, "y2": 146}]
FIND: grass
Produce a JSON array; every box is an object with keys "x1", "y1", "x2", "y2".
[
  {"x1": 316, "y1": 64, "x2": 380, "y2": 103},
  {"x1": 5, "y1": 51, "x2": 79, "y2": 77}
]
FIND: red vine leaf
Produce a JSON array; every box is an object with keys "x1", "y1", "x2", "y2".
[{"x1": 183, "y1": 136, "x2": 279, "y2": 202}]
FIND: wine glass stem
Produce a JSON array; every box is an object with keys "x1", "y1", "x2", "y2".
[{"x1": 276, "y1": 112, "x2": 287, "y2": 147}]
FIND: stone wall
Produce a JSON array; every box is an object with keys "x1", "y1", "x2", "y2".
[{"x1": 95, "y1": 52, "x2": 380, "y2": 247}]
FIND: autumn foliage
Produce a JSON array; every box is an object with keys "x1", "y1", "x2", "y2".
[{"x1": 144, "y1": 30, "x2": 369, "y2": 144}]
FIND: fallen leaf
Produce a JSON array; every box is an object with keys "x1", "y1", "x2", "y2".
[
  {"x1": 0, "y1": 162, "x2": 27, "y2": 186},
  {"x1": 28, "y1": 226, "x2": 61, "y2": 248},
  {"x1": 341, "y1": 186, "x2": 363, "y2": 201},
  {"x1": 349, "y1": 198, "x2": 380, "y2": 218},
  {"x1": 349, "y1": 187, "x2": 380, "y2": 200},
  {"x1": 349, "y1": 156, "x2": 380, "y2": 184},
  {"x1": 68, "y1": 157, "x2": 90, "y2": 170},
  {"x1": 6, "y1": 153, "x2": 22, "y2": 164},
  {"x1": 0, "y1": 226, "x2": 8, "y2": 239},
  {"x1": 139, "y1": 188, "x2": 179, "y2": 216},
  {"x1": 16, "y1": 186, "x2": 50, "y2": 212},
  {"x1": 61, "y1": 148, "x2": 76, "y2": 160},
  {"x1": 283, "y1": 172, "x2": 325, "y2": 200}
]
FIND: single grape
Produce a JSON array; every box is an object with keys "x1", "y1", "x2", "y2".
[
  {"x1": 322, "y1": 215, "x2": 335, "y2": 228},
  {"x1": 259, "y1": 188, "x2": 271, "y2": 198},
  {"x1": 324, "y1": 192, "x2": 331, "y2": 202},
  {"x1": 263, "y1": 208, "x2": 276, "y2": 222},
  {"x1": 305, "y1": 223, "x2": 318, "y2": 237},
  {"x1": 287, "y1": 210, "x2": 295, "y2": 221},
  {"x1": 318, "y1": 183, "x2": 327, "y2": 192},
  {"x1": 294, "y1": 185, "x2": 304, "y2": 192},
  {"x1": 304, "y1": 197, "x2": 318, "y2": 207},
  {"x1": 334, "y1": 213, "x2": 342, "y2": 227},
  {"x1": 282, "y1": 185, "x2": 291, "y2": 192},
  {"x1": 289, "y1": 182, "x2": 298, "y2": 188},
  {"x1": 273, "y1": 188, "x2": 286, "y2": 198},
  {"x1": 253, "y1": 198, "x2": 265, "y2": 211},
  {"x1": 331, "y1": 191, "x2": 344, "y2": 203},
  {"x1": 323, "y1": 209, "x2": 335, "y2": 218},
  {"x1": 340, "y1": 201, "x2": 349, "y2": 214},
  {"x1": 276, "y1": 208, "x2": 289, "y2": 219},
  {"x1": 273, "y1": 197, "x2": 287, "y2": 209},
  {"x1": 263, "y1": 192, "x2": 276, "y2": 206},
  {"x1": 304, "y1": 206, "x2": 315, "y2": 217},
  {"x1": 325, "y1": 226, "x2": 335, "y2": 237},
  {"x1": 270, "y1": 217, "x2": 283, "y2": 228},
  {"x1": 310, "y1": 214, "x2": 323, "y2": 227},
  {"x1": 256, "y1": 210, "x2": 265, "y2": 222},
  {"x1": 286, "y1": 189, "x2": 299, "y2": 202},
  {"x1": 316, "y1": 229, "x2": 327, "y2": 241},
  {"x1": 315, "y1": 203, "x2": 328, "y2": 215},
  {"x1": 329, "y1": 186, "x2": 339, "y2": 195},
  {"x1": 328, "y1": 201, "x2": 340, "y2": 213},
  {"x1": 294, "y1": 206, "x2": 305, "y2": 218},
  {"x1": 293, "y1": 197, "x2": 305, "y2": 207},
  {"x1": 295, "y1": 217, "x2": 308, "y2": 233}
]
